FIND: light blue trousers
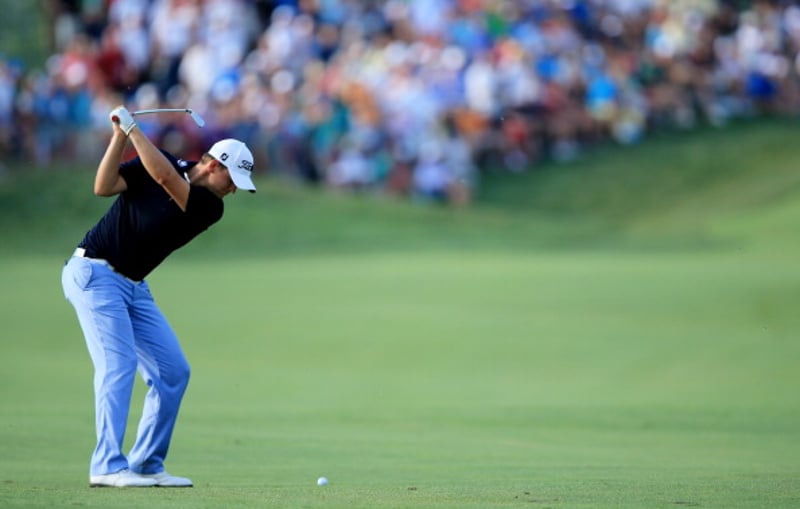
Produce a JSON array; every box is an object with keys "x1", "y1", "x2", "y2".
[{"x1": 62, "y1": 256, "x2": 190, "y2": 476}]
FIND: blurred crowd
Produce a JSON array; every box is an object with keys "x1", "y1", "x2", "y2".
[{"x1": 2, "y1": 0, "x2": 800, "y2": 204}]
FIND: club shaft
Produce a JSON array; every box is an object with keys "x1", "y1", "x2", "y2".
[
  {"x1": 132, "y1": 109, "x2": 191, "y2": 115},
  {"x1": 131, "y1": 108, "x2": 205, "y2": 127}
]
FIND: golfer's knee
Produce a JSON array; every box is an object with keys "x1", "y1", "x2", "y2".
[
  {"x1": 179, "y1": 360, "x2": 191, "y2": 388},
  {"x1": 150, "y1": 355, "x2": 189, "y2": 390},
  {"x1": 169, "y1": 358, "x2": 191, "y2": 391}
]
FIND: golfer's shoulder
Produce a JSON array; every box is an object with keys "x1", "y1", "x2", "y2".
[{"x1": 160, "y1": 148, "x2": 185, "y2": 169}]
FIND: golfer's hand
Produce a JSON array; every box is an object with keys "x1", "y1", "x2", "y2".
[{"x1": 109, "y1": 106, "x2": 137, "y2": 136}]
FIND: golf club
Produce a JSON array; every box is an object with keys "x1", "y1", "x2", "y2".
[{"x1": 132, "y1": 108, "x2": 206, "y2": 127}]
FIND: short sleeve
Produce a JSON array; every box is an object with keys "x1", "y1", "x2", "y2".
[{"x1": 119, "y1": 150, "x2": 184, "y2": 192}]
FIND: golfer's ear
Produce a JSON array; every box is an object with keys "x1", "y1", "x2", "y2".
[
  {"x1": 205, "y1": 158, "x2": 219, "y2": 172},
  {"x1": 201, "y1": 154, "x2": 221, "y2": 172}
]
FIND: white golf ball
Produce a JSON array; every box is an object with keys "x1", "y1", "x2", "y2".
[{"x1": 317, "y1": 476, "x2": 329, "y2": 486}]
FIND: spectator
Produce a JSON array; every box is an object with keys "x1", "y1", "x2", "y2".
[
  {"x1": 0, "y1": 59, "x2": 18, "y2": 158},
  {"x1": 4, "y1": 0, "x2": 800, "y2": 207}
]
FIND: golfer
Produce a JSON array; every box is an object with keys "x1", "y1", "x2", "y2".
[{"x1": 62, "y1": 105, "x2": 255, "y2": 487}]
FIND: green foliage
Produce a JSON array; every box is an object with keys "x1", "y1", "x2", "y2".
[
  {"x1": 0, "y1": 0, "x2": 50, "y2": 68},
  {"x1": 1, "y1": 118, "x2": 800, "y2": 508}
]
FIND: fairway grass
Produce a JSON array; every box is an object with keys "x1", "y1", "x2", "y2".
[
  {"x1": 2, "y1": 118, "x2": 799, "y2": 507},
  {"x1": 1, "y1": 248, "x2": 798, "y2": 508}
]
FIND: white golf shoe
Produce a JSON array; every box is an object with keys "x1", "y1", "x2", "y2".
[
  {"x1": 89, "y1": 469, "x2": 158, "y2": 488},
  {"x1": 140, "y1": 471, "x2": 193, "y2": 487}
]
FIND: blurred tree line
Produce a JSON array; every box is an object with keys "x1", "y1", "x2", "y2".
[{"x1": 0, "y1": 1, "x2": 52, "y2": 68}]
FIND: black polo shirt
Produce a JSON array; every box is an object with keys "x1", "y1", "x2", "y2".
[{"x1": 78, "y1": 150, "x2": 224, "y2": 281}]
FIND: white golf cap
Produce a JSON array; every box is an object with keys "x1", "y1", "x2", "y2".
[{"x1": 208, "y1": 138, "x2": 256, "y2": 193}]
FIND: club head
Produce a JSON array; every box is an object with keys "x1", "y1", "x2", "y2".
[{"x1": 188, "y1": 110, "x2": 205, "y2": 127}]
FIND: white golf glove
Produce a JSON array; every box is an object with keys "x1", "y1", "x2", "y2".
[{"x1": 109, "y1": 106, "x2": 137, "y2": 136}]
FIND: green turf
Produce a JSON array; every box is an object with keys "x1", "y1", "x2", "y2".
[{"x1": 1, "y1": 119, "x2": 799, "y2": 508}]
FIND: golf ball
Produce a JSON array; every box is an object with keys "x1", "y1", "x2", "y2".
[{"x1": 317, "y1": 476, "x2": 329, "y2": 486}]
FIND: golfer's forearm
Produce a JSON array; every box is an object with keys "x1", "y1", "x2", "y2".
[
  {"x1": 128, "y1": 128, "x2": 176, "y2": 187},
  {"x1": 127, "y1": 127, "x2": 190, "y2": 210},
  {"x1": 94, "y1": 131, "x2": 128, "y2": 196}
]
